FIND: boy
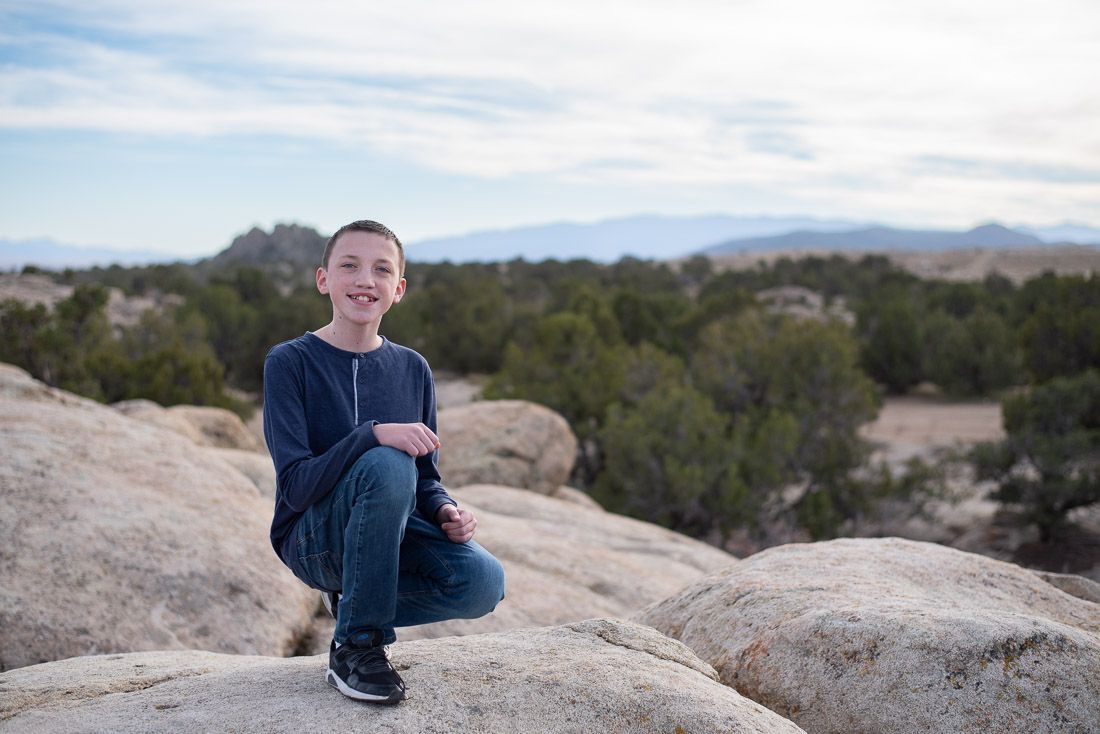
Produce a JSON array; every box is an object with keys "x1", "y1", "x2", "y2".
[{"x1": 262, "y1": 219, "x2": 506, "y2": 705}]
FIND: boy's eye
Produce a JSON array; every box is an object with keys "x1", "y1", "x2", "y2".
[
  {"x1": 376, "y1": 266, "x2": 392, "y2": 274},
  {"x1": 341, "y1": 263, "x2": 356, "y2": 269}
]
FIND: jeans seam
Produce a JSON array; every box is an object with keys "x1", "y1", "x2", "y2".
[{"x1": 348, "y1": 488, "x2": 364, "y2": 627}]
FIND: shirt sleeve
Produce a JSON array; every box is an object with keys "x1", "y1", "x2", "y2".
[
  {"x1": 263, "y1": 349, "x2": 381, "y2": 513},
  {"x1": 415, "y1": 365, "x2": 458, "y2": 523}
]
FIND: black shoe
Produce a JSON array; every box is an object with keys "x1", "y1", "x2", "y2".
[
  {"x1": 326, "y1": 635, "x2": 406, "y2": 704},
  {"x1": 321, "y1": 590, "x2": 340, "y2": 620}
]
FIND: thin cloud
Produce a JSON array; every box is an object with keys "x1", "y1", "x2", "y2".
[{"x1": 1, "y1": 0, "x2": 1098, "y2": 226}]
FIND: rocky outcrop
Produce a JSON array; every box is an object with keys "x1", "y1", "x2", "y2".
[
  {"x1": 437, "y1": 400, "x2": 577, "y2": 494},
  {"x1": 0, "y1": 619, "x2": 806, "y2": 734},
  {"x1": 0, "y1": 274, "x2": 173, "y2": 329},
  {"x1": 638, "y1": 537, "x2": 1100, "y2": 734},
  {"x1": 113, "y1": 400, "x2": 265, "y2": 452},
  {"x1": 0, "y1": 365, "x2": 313, "y2": 671},
  {"x1": 208, "y1": 223, "x2": 326, "y2": 268}
]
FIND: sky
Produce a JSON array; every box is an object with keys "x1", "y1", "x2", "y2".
[{"x1": 1, "y1": 0, "x2": 1098, "y2": 258}]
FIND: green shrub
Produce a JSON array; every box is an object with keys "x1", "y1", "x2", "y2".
[{"x1": 973, "y1": 370, "x2": 1100, "y2": 542}]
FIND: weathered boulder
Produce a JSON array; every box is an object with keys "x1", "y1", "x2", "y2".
[
  {"x1": 112, "y1": 398, "x2": 208, "y2": 445},
  {"x1": 0, "y1": 619, "x2": 806, "y2": 734},
  {"x1": 638, "y1": 537, "x2": 1100, "y2": 734},
  {"x1": 170, "y1": 405, "x2": 265, "y2": 452},
  {"x1": 113, "y1": 401, "x2": 265, "y2": 452},
  {"x1": 0, "y1": 365, "x2": 313, "y2": 671},
  {"x1": 437, "y1": 400, "x2": 577, "y2": 493}
]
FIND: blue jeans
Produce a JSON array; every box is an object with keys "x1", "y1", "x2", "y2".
[{"x1": 294, "y1": 446, "x2": 506, "y2": 645}]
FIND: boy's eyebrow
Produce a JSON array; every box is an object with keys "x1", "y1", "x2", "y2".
[{"x1": 334, "y1": 252, "x2": 396, "y2": 265}]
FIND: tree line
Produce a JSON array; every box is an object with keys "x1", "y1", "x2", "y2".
[{"x1": 5, "y1": 253, "x2": 1098, "y2": 546}]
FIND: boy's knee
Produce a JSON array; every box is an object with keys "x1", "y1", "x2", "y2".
[
  {"x1": 458, "y1": 551, "x2": 506, "y2": 618},
  {"x1": 486, "y1": 555, "x2": 506, "y2": 607},
  {"x1": 348, "y1": 447, "x2": 416, "y2": 506},
  {"x1": 353, "y1": 444, "x2": 415, "y2": 474}
]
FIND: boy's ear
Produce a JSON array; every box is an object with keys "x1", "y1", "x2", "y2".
[
  {"x1": 316, "y1": 266, "x2": 329, "y2": 295},
  {"x1": 392, "y1": 277, "x2": 407, "y2": 303}
]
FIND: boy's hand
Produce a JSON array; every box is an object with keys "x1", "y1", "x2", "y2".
[
  {"x1": 436, "y1": 505, "x2": 477, "y2": 543},
  {"x1": 374, "y1": 422, "x2": 441, "y2": 457}
]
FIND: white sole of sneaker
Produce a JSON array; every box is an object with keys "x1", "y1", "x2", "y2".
[{"x1": 325, "y1": 668, "x2": 404, "y2": 705}]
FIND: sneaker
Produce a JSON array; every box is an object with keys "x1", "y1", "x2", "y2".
[
  {"x1": 321, "y1": 590, "x2": 340, "y2": 620},
  {"x1": 326, "y1": 635, "x2": 406, "y2": 704}
]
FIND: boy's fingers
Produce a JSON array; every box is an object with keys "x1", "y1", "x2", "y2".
[
  {"x1": 418, "y1": 424, "x2": 441, "y2": 448},
  {"x1": 443, "y1": 511, "x2": 477, "y2": 541},
  {"x1": 410, "y1": 426, "x2": 439, "y2": 452}
]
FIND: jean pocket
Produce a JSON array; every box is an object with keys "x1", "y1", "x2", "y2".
[{"x1": 298, "y1": 550, "x2": 342, "y2": 592}]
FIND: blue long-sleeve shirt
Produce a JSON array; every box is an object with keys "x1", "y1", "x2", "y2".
[{"x1": 262, "y1": 332, "x2": 456, "y2": 578}]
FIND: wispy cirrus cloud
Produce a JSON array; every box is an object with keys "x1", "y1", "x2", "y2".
[{"x1": 1, "y1": 0, "x2": 1099, "y2": 236}]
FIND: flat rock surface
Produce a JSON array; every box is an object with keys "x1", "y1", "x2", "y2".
[
  {"x1": 0, "y1": 365, "x2": 314, "y2": 671},
  {"x1": 304, "y1": 484, "x2": 736, "y2": 650},
  {"x1": 0, "y1": 619, "x2": 806, "y2": 734},
  {"x1": 437, "y1": 400, "x2": 577, "y2": 494},
  {"x1": 638, "y1": 537, "x2": 1100, "y2": 734}
]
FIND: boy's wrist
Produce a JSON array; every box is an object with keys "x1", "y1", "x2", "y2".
[{"x1": 434, "y1": 501, "x2": 459, "y2": 524}]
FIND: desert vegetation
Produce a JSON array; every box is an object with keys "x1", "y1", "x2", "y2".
[{"x1": 4, "y1": 251, "x2": 1098, "y2": 555}]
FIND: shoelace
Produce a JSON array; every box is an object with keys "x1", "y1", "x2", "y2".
[{"x1": 344, "y1": 646, "x2": 406, "y2": 691}]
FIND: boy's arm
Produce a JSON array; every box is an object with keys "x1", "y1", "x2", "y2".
[
  {"x1": 263, "y1": 350, "x2": 380, "y2": 513},
  {"x1": 415, "y1": 368, "x2": 458, "y2": 523}
]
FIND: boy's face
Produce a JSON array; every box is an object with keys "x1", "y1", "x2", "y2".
[{"x1": 316, "y1": 231, "x2": 406, "y2": 329}]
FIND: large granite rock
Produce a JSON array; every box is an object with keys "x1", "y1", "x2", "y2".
[
  {"x1": 437, "y1": 400, "x2": 577, "y2": 493},
  {"x1": 0, "y1": 619, "x2": 806, "y2": 734},
  {"x1": 0, "y1": 365, "x2": 314, "y2": 671},
  {"x1": 638, "y1": 537, "x2": 1100, "y2": 734}
]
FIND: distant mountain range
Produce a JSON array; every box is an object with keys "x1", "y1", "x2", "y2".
[
  {"x1": 404, "y1": 214, "x2": 865, "y2": 263},
  {"x1": 700, "y1": 223, "x2": 1046, "y2": 255},
  {"x1": 3, "y1": 216, "x2": 1099, "y2": 271},
  {"x1": 0, "y1": 238, "x2": 180, "y2": 271}
]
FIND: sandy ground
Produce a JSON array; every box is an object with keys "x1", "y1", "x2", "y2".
[
  {"x1": 861, "y1": 397, "x2": 1003, "y2": 467},
  {"x1": 863, "y1": 397, "x2": 1003, "y2": 446}
]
